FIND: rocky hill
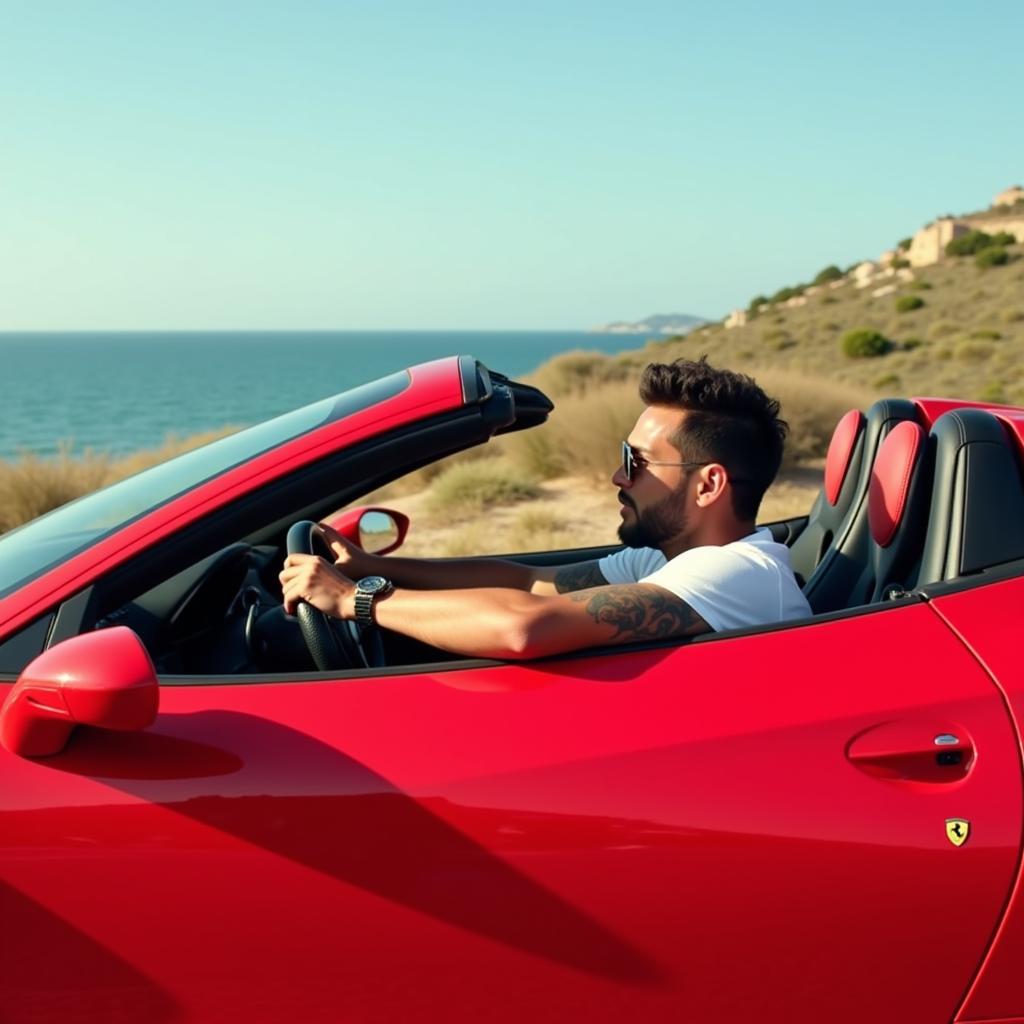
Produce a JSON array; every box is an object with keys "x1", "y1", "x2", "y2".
[{"x1": 652, "y1": 232, "x2": 1024, "y2": 405}]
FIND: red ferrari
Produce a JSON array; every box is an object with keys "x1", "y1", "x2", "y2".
[{"x1": 2, "y1": 355, "x2": 1024, "y2": 1023}]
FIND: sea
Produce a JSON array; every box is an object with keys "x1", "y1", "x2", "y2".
[{"x1": 0, "y1": 331, "x2": 652, "y2": 459}]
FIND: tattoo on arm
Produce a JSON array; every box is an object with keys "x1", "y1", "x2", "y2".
[
  {"x1": 553, "y1": 560, "x2": 608, "y2": 594},
  {"x1": 569, "y1": 584, "x2": 710, "y2": 641}
]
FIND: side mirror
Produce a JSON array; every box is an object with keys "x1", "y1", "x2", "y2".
[
  {"x1": 0, "y1": 626, "x2": 159, "y2": 758},
  {"x1": 324, "y1": 507, "x2": 409, "y2": 555}
]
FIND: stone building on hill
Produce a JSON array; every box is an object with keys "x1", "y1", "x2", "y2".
[{"x1": 994, "y1": 185, "x2": 1024, "y2": 208}]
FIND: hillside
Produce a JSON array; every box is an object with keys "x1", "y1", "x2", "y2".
[{"x1": 654, "y1": 238, "x2": 1024, "y2": 405}]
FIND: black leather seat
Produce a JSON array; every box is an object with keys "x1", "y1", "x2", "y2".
[
  {"x1": 802, "y1": 399, "x2": 922, "y2": 613},
  {"x1": 917, "y1": 408, "x2": 1024, "y2": 585}
]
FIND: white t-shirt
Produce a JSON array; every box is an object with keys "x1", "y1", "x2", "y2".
[{"x1": 597, "y1": 528, "x2": 811, "y2": 633}]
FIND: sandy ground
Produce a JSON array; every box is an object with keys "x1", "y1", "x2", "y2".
[{"x1": 389, "y1": 464, "x2": 823, "y2": 558}]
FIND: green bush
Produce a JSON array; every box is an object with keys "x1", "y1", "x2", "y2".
[
  {"x1": 813, "y1": 265, "x2": 843, "y2": 286},
  {"x1": 426, "y1": 459, "x2": 541, "y2": 515},
  {"x1": 928, "y1": 320, "x2": 960, "y2": 340},
  {"x1": 841, "y1": 329, "x2": 892, "y2": 359},
  {"x1": 747, "y1": 294, "x2": 768, "y2": 313},
  {"x1": 902, "y1": 337, "x2": 925, "y2": 350},
  {"x1": 873, "y1": 373, "x2": 901, "y2": 389},
  {"x1": 954, "y1": 340, "x2": 995, "y2": 362},
  {"x1": 771, "y1": 285, "x2": 804, "y2": 304},
  {"x1": 891, "y1": 257, "x2": 911, "y2": 270},
  {"x1": 895, "y1": 295, "x2": 925, "y2": 313},
  {"x1": 946, "y1": 230, "x2": 994, "y2": 257},
  {"x1": 898, "y1": 237, "x2": 912, "y2": 252},
  {"x1": 978, "y1": 381, "x2": 1008, "y2": 403},
  {"x1": 910, "y1": 279, "x2": 933, "y2": 290},
  {"x1": 992, "y1": 231, "x2": 1017, "y2": 247},
  {"x1": 976, "y1": 246, "x2": 1009, "y2": 269},
  {"x1": 969, "y1": 328, "x2": 1002, "y2": 340}
]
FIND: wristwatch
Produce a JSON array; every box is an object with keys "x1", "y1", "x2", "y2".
[{"x1": 353, "y1": 575, "x2": 394, "y2": 626}]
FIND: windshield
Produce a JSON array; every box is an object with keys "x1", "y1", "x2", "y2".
[{"x1": 0, "y1": 371, "x2": 409, "y2": 598}]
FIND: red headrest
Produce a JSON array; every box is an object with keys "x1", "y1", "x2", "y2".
[
  {"x1": 824, "y1": 409, "x2": 865, "y2": 506},
  {"x1": 869, "y1": 421, "x2": 926, "y2": 548}
]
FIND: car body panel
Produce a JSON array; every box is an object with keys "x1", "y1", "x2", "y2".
[
  {"x1": 1, "y1": 601, "x2": 1020, "y2": 1022},
  {"x1": 930, "y1": 578, "x2": 1024, "y2": 1023}
]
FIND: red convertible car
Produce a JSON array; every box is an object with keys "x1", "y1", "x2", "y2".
[{"x1": 2, "y1": 355, "x2": 1024, "y2": 1023}]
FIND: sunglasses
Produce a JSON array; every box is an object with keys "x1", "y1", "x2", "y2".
[
  {"x1": 621, "y1": 441, "x2": 711, "y2": 482},
  {"x1": 621, "y1": 441, "x2": 758, "y2": 486}
]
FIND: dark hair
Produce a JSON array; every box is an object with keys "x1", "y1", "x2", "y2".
[{"x1": 639, "y1": 356, "x2": 788, "y2": 520}]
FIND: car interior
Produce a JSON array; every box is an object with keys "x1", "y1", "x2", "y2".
[{"x1": 4, "y1": 394, "x2": 1024, "y2": 682}]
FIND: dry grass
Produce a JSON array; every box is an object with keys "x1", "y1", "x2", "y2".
[
  {"x1": 0, "y1": 445, "x2": 111, "y2": 533},
  {"x1": 425, "y1": 458, "x2": 542, "y2": 517},
  {"x1": 0, "y1": 427, "x2": 237, "y2": 535}
]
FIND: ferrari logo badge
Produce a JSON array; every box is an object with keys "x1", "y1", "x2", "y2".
[{"x1": 946, "y1": 819, "x2": 970, "y2": 847}]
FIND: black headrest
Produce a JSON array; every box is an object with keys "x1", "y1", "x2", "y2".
[{"x1": 918, "y1": 408, "x2": 1024, "y2": 585}]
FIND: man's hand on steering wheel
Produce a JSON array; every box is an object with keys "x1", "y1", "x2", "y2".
[
  {"x1": 282, "y1": 521, "x2": 387, "y2": 671},
  {"x1": 279, "y1": 553, "x2": 354, "y2": 619}
]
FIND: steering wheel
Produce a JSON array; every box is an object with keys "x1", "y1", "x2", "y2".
[{"x1": 285, "y1": 521, "x2": 385, "y2": 671}]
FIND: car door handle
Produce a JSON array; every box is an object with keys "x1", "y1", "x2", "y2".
[{"x1": 846, "y1": 721, "x2": 973, "y2": 782}]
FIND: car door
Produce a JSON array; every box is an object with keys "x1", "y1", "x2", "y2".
[{"x1": 1, "y1": 596, "x2": 1018, "y2": 1023}]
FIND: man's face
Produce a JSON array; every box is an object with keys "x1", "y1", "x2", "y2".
[{"x1": 612, "y1": 406, "x2": 695, "y2": 550}]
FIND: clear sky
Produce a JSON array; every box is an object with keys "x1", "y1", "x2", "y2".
[{"x1": 3, "y1": 1, "x2": 1022, "y2": 330}]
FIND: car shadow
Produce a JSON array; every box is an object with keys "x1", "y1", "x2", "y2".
[
  {"x1": 35, "y1": 711, "x2": 665, "y2": 985},
  {"x1": 0, "y1": 881, "x2": 182, "y2": 1023}
]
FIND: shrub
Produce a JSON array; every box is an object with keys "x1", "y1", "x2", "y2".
[
  {"x1": 976, "y1": 246, "x2": 1009, "y2": 269},
  {"x1": 898, "y1": 237, "x2": 912, "y2": 252},
  {"x1": 747, "y1": 294, "x2": 769, "y2": 313},
  {"x1": 895, "y1": 295, "x2": 925, "y2": 313},
  {"x1": 928, "y1": 320, "x2": 960, "y2": 341},
  {"x1": 527, "y1": 350, "x2": 628, "y2": 397},
  {"x1": 426, "y1": 458, "x2": 541, "y2": 515},
  {"x1": 499, "y1": 379, "x2": 643, "y2": 481},
  {"x1": 841, "y1": 329, "x2": 892, "y2": 358},
  {"x1": 910, "y1": 279, "x2": 933, "y2": 290},
  {"x1": 946, "y1": 230, "x2": 993, "y2": 257},
  {"x1": 770, "y1": 285, "x2": 804, "y2": 304},
  {"x1": 978, "y1": 381, "x2": 1008, "y2": 403},
  {"x1": 969, "y1": 328, "x2": 1002, "y2": 340},
  {"x1": 902, "y1": 337, "x2": 925, "y2": 350},
  {"x1": 992, "y1": 231, "x2": 1017, "y2": 247},
  {"x1": 812, "y1": 265, "x2": 843, "y2": 286},
  {"x1": 873, "y1": 373, "x2": 901, "y2": 389},
  {"x1": 891, "y1": 257, "x2": 911, "y2": 269},
  {"x1": 745, "y1": 369, "x2": 873, "y2": 467},
  {"x1": 954, "y1": 340, "x2": 995, "y2": 362}
]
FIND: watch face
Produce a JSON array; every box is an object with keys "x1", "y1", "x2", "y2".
[{"x1": 359, "y1": 576, "x2": 390, "y2": 594}]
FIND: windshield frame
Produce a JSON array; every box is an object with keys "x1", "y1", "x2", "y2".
[{"x1": 0, "y1": 371, "x2": 410, "y2": 600}]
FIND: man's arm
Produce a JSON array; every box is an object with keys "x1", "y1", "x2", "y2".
[
  {"x1": 280, "y1": 554, "x2": 708, "y2": 659},
  {"x1": 321, "y1": 523, "x2": 608, "y2": 596}
]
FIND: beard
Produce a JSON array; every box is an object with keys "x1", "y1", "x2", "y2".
[{"x1": 617, "y1": 487, "x2": 689, "y2": 549}]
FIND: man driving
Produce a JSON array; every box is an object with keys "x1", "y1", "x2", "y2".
[{"x1": 279, "y1": 357, "x2": 811, "y2": 659}]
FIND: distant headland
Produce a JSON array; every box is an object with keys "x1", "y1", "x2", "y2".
[{"x1": 589, "y1": 312, "x2": 708, "y2": 335}]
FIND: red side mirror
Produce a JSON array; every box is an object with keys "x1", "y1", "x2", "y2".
[
  {"x1": 324, "y1": 507, "x2": 410, "y2": 555},
  {"x1": 0, "y1": 626, "x2": 159, "y2": 758}
]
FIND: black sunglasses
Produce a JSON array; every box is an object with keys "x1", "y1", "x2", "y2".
[
  {"x1": 621, "y1": 441, "x2": 711, "y2": 482},
  {"x1": 621, "y1": 441, "x2": 758, "y2": 486}
]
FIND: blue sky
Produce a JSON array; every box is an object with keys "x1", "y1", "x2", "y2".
[{"x1": 2, "y1": 1, "x2": 1022, "y2": 330}]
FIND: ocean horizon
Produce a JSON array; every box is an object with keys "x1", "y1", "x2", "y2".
[{"x1": 0, "y1": 330, "x2": 653, "y2": 459}]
